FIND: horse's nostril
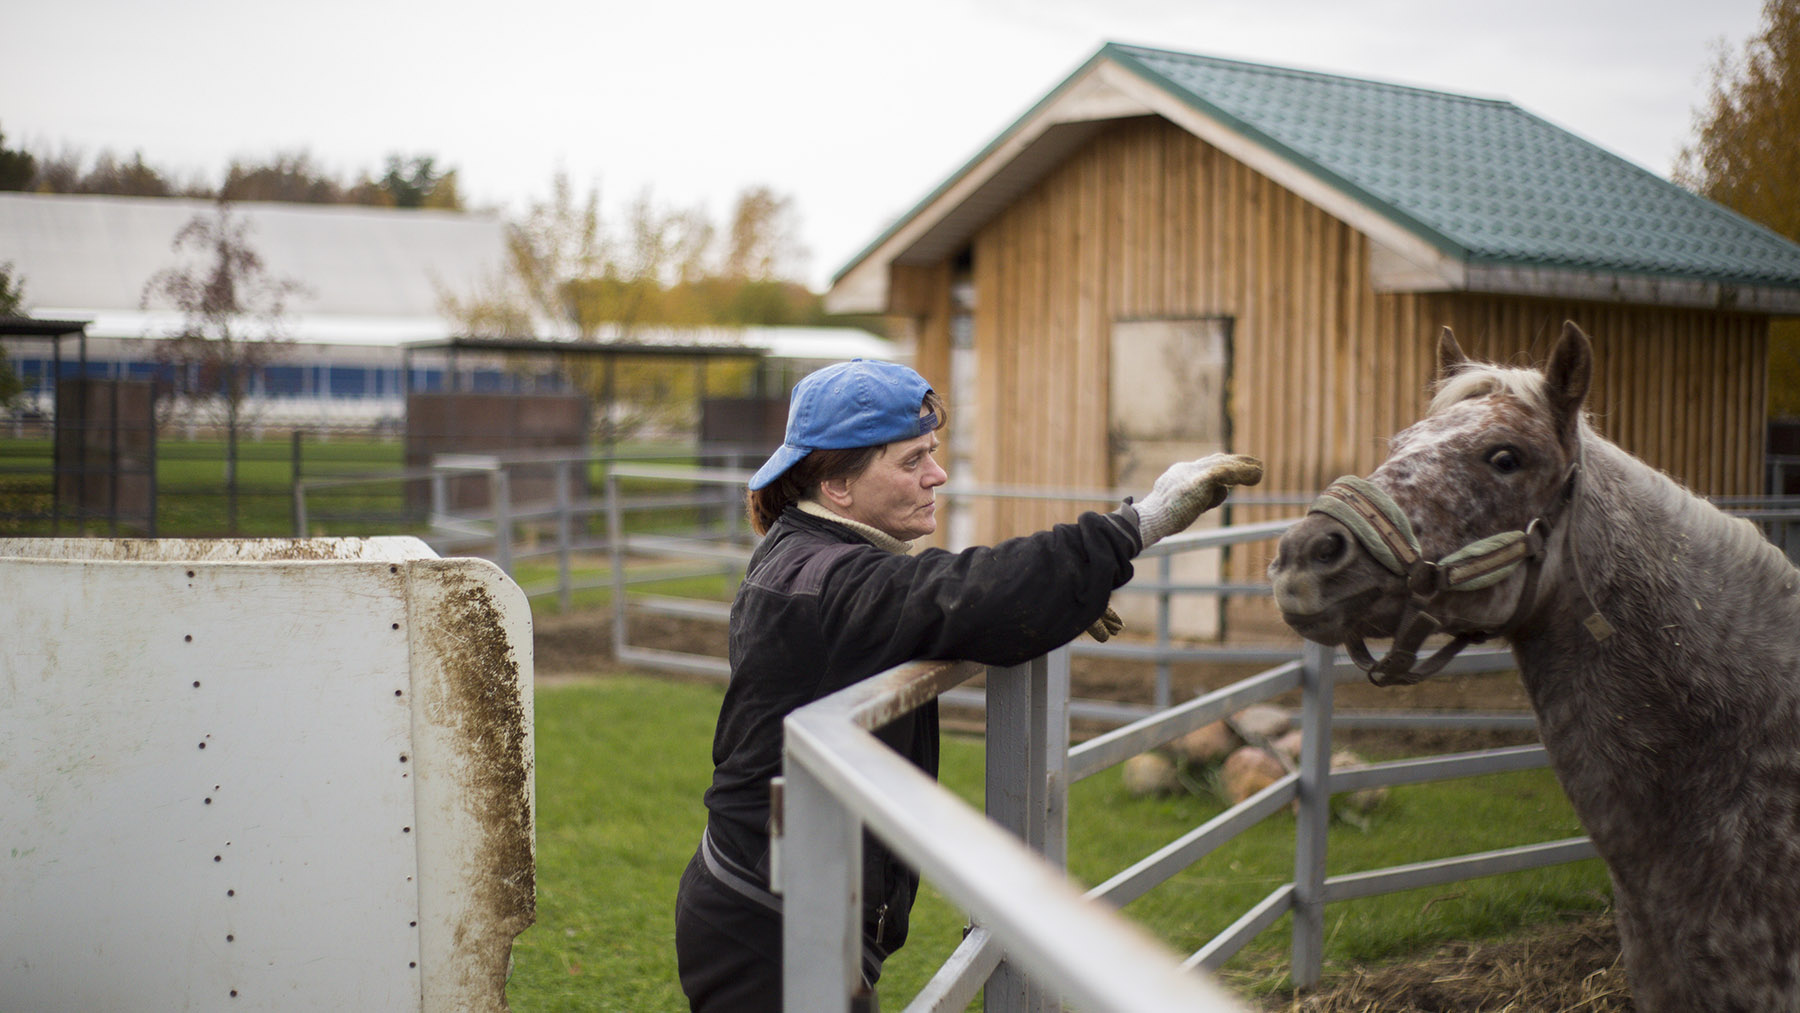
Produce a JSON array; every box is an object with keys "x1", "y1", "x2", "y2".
[{"x1": 1314, "y1": 531, "x2": 1346, "y2": 565}]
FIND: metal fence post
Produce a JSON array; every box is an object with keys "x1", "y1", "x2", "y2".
[
  {"x1": 605, "y1": 470, "x2": 629, "y2": 661},
  {"x1": 779, "y1": 759, "x2": 861, "y2": 1013},
  {"x1": 492, "y1": 467, "x2": 513, "y2": 575},
  {"x1": 1043, "y1": 645, "x2": 1071, "y2": 869},
  {"x1": 727, "y1": 451, "x2": 745, "y2": 544},
  {"x1": 292, "y1": 481, "x2": 308, "y2": 537},
  {"x1": 290, "y1": 429, "x2": 303, "y2": 536},
  {"x1": 555, "y1": 459, "x2": 573, "y2": 613},
  {"x1": 1155, "y1": 553, "x2": 1173, "y2": 710},
  {"x1": 430, "y1": 470, "x2": 447, "y2": 523},
  {"x1": 1291, "y1": 639, "x2": 1337, "y2": 988},
  {"x1": 984, "y1": 649, "x2": 1065, "y2": 1013}
]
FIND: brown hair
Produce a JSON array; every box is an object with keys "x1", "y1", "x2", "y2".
[{"x1": 746, "y1": 390, "x2": 948, "y2": 535}]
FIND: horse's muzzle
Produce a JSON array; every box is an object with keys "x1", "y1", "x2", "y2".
[{"x1": 1269, "y1": 512, "x2": 1400, "y2": 642}]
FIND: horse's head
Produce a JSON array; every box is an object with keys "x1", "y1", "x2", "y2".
[{"x1": 1269, "y1": 321, "x2": 1595, "y2": 683}]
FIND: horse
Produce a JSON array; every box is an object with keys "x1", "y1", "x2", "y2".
[{"x1": 1268, "y1": 321, "x2": 1800, "y2": 1011}]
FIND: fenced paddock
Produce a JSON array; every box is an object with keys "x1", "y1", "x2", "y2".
[
  {"x1": 577, "y1": 465, "x2": 1603, "y2": 1009},
  {"x1": 279, "y1": 451, "x2": 1799, "y2": 1007},
  {"x1": 776, "y1": 606, "x2": 1596, "y2": 1011},
  {"x1": 293, "y1": 447, "x2": 759, "y2": 614},
  {"x1": 0, "y1": 536, "x2": 535, "y2": 1013},
  {"x1": 0, "y1": 423, "x2": 407, "y2": 537}
]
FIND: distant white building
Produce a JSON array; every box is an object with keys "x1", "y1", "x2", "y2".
[{"x1": 0, "y1": 192, "x2": 898, "y2": 429}]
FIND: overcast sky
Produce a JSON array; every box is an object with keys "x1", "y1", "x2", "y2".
[{"x1": 1, "y1": 0, "x2": 1770, "y2": 290}]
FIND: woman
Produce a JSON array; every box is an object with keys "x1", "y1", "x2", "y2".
[{"x1": 674, "y1": 358, "x2": 1261, "y2": 1011}]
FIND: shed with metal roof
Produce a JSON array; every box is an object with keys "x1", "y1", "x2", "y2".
[{"x1": 828, "y1": 43, "x2": 1800, "y2": 553}]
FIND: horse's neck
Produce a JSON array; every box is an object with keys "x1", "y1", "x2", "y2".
[
  {"x1": 1514, "y1": 435, "x2": 1799, "y2": 760},
  {"x1": 1571, "y1": 438, "x2": 1792, "y2": 625}
]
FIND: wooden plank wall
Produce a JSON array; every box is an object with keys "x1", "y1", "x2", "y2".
[
  {"x1": 898, "y1": 116, "x2": 1769, "y2": 580},
  {"x1": 1423, "y1": 296, "x2": 1768, "y2": 499}
]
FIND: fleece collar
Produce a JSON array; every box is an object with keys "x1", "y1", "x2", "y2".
[{"x1": 797, "y1": 499, "x2": 912, "y2": 555}]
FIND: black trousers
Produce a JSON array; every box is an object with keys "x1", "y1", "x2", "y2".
[{"x1": 674, "y1": 847, "x2": 881, "y2": 1013}]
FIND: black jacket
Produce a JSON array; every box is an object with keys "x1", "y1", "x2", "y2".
[{"x1": 701, "y1": 503, "x2": 1141, "y2": 967}]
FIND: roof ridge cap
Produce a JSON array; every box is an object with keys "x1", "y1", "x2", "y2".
[{"x1": 1103, "y1": 41, "x2": 1517, "y2": 109}]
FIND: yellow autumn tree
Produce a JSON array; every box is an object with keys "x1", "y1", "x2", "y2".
[
  {"x1": 439, "y1": 174, "x2": 836, "y2": 438},
  {"x1": 1675, "y1": 0, "x2": 1800, "y2": 417}
]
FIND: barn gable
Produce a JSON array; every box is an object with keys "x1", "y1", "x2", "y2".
[{"x1": 831, "y1": 43, "x2": 1800, "y2": 317}]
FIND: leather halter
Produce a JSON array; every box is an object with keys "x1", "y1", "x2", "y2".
[{"x1": 1306, "y1": 466, "x2": 1577, "y2": 686}]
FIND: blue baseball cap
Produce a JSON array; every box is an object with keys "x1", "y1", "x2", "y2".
[{"x1": 749, "y1": 359, "x2": 937, "y2": 491}]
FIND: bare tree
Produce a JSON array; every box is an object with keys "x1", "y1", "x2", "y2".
[{"x1": 142, "y1": 199, "x2": 304, "y2": 531}]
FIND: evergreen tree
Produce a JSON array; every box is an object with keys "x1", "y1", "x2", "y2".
[
  {"x1": 0, "y1": 127, "x2": 36, "y2": 191},
  {"x1": 0, "y1": 263, "x2": 24, "y2": 407}
]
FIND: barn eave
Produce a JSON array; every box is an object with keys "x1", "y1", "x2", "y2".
[{"x1": 829, "y1": 43, "x2": 1800, "y2": 321}]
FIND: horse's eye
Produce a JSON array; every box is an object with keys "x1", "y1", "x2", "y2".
[{"x1": 1487, "y1": 446, "x2": 1523, "y2": 474}]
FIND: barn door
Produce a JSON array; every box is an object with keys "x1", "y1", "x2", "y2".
[{"x1": 1109, "y1": 317, "x2": 1232, "y2": 637}]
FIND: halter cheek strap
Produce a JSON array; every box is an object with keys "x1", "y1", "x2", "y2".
[{"x1": 1310, "y1": 467, "x2": 1570, "y2": 686}]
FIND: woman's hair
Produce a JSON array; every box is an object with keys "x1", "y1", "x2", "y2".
[{"x1": 745, "y1": 390, "x2": 948, "y2": 535}]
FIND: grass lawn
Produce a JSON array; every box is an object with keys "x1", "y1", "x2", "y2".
[
  {"x1": 507, "y1": 675, "x2": 1609, "y2": 1012},
  {"x1": 0, "y1": 434, "x2": 717, "y2": 538}
]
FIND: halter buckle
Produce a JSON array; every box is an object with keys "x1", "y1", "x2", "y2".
[{"x1": 1406, "y1": 561, "x2": 1446, "y2": 598}]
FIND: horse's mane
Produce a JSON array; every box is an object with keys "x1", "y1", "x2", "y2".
[{"x1": 1430, "y1": 362, "x2": 1552, "y2": 417}]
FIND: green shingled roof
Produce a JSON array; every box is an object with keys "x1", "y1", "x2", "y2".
[{"x1": 1105, "y1": 43, "x2": 1800, "y2": 291}]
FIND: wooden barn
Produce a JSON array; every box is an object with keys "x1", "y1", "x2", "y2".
[{"x1": 826, "y1": 43, "x2": 1800, "y2": 565}]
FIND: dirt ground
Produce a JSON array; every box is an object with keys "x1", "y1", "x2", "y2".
[{"x1": 534, "y1": 606, "x2": 1627, "y2": 1011}]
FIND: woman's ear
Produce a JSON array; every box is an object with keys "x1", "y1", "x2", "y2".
[{"x1": 819, "y1": 477, "x2": 854, "y2": 510}]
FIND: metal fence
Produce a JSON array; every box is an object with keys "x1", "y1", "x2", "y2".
[
  {"x1": 779, "y1": 652, "x2": 1247, "y2": 1012},
  {"x1": 288, "y1": 451, "x2": 1800, "y2": 1006},
  {"x1": 579, "y1": 464, "x2": 1594, "y2": 1007},
  {"x1": 0, "y1": 420, "x2": 406, "y2": 537},
  {"x1": 292, "y1": 448, "x2": 756, "y2": 612},
  {"x1": 289, "y1": 446, "x2": 1800, "y2": 619},
  {"x1": 772, "y1": 530, "x2": 1596, "y2": 1010}
]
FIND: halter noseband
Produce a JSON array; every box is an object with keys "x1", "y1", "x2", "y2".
[{"x1": 1306, "y1": 466, "x2": 1577, "y2": 686}]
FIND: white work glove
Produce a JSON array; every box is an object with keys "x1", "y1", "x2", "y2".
[{"x1": 1132, "y1": 453, "x2": 1264, "y2": 548}]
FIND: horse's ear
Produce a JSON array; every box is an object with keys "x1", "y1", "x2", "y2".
[
  {"x1": 1436, "y1": 327, "x2": 1470, "y2": 380},
  {"x1": 1545, "y1": 321, "x2": 1593, "y2": 440}
]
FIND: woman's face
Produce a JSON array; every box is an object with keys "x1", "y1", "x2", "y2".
[{"x1": 837, "y1": 429, "x2": 948, "y2": 541}]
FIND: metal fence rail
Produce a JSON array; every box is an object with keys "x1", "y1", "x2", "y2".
[
  {"x1": 779, "y1": 638, "x2": 1598, "y2": 1009},
  {"x1": 780, "y1": 654, "x2": 1248, "y2": 1013}
]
